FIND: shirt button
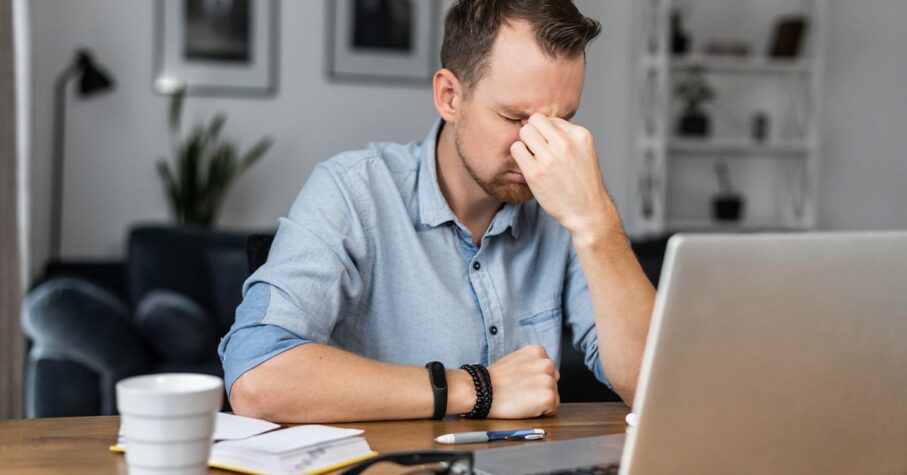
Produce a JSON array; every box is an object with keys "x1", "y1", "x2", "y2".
[
  {"x1": 473, "y1": 261, "x2": 481, "y2": 271},
  {"x1": 489, "y1": 325, "x2": 498, "y2": 335},
  {"x1": 446, "y1": 221, "x2": 454, "y2": 227}
]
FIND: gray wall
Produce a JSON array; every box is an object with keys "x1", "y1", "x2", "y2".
[
  {"x1": 22, "y1": 0, "x2": 907, "y2": 280},
  {"x1": 818, "y1": 1, "x2": 907, "y2": 230}
]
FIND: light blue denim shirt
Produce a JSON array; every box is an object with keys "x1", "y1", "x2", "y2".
[{"x1": 218, "y1": 119, "x2": 608, "y2": 396}]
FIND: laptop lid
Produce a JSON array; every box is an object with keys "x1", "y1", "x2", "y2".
[{"x1": 621, "y1": 232, "x2": 907, "y2": 475}]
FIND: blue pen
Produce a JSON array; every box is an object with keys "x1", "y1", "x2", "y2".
[{"x1": 434, "y1": 428, "x2": 546, "y2": 444}]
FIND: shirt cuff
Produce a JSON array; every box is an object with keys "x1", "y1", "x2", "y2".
[{"x1": 220, "y1": 324, "x2": 311, "y2": 397}]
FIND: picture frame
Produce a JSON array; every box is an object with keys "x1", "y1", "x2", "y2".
[
  {"x1": 327, "y1": 0, "x2": 438, "y2": 84},
  {"x1": 153, "y1": 0, "x2": 278, "y2": 96}
]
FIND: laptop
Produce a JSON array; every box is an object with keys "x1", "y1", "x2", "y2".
[{"x1": 475, "y1": 232, "x2": 907, "y2": 475}]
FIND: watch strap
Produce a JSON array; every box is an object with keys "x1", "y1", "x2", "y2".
[{"x1": 425, "y1": 361, "x2": 448, "y2": 420}]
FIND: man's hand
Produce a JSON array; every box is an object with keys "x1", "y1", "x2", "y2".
[
  {"x1": 487, "y1": 344, "x2": 560, "y2": 418},
  {"x1": 510, "y1": 113, "x2": 619, "y2": 242}
]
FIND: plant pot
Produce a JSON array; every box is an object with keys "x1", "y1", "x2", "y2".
[
  {"x1": 712, "y1": 194, "x2": 744, "y2": 222},
  {"x1": 677, "y1": 108, "x2": 711, "y2": 137}
]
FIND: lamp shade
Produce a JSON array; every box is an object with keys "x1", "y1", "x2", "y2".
[{"x1": 75, "y1": 50, "x2": 114, "y2": 96}]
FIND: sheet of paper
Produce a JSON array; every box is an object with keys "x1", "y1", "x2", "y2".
[
  {"x1": 118, "y1": 412, "x2": 281, "y2": 441},
  {"x1": 215, "y1": 425, "x2": 364, "y2": 453},
  {"x1": 212, "y1": 412, "x2": 282, "y2": 441}
]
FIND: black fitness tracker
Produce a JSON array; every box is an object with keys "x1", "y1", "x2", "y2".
[{"x1": 425, "y1": 361, "x2": 448, "y2": 420}]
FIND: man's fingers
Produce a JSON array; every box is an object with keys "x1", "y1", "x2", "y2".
[
  {"x1": 510, "y1": 141, "x2": 538, "y2": 176},
  {"x1": 528, "y1": 113, "x2": 567, "y2": 145},
  {"x1": 518, "y1": 123, "x2": 550, "y2": 159},
  {"x1": 549, "y1": 116, "x2": 574, "y2": 133}
]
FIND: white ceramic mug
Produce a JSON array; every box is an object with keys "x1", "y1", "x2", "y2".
[{"x1": 116, "y1": 373, "x2": 224, "y2": 475}]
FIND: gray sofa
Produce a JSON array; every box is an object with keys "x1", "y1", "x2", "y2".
[{"x1": 22, "y1": 225, "x2": 250, "y2": 417}]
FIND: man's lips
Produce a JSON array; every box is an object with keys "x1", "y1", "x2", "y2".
[{"x1": 507, "y1": 170, "x2": 527, "y2": 184}]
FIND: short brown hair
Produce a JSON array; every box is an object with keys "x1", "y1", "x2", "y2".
[{"x1": 440, "y1": 0, "x2": 601, "y2": 92}]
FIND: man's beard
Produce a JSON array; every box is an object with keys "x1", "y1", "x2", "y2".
[{"x1": 454, "y1": 130, "x2": 533, "y2": 204}]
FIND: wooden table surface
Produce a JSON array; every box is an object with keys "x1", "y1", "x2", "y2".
[{"x1": 0, "y1": 402, "x2": 630, "y2": 474}]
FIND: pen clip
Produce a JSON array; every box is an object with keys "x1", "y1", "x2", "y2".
[
  {"x1": 505, "y1": 433, "x2": 545, "y2": 441},
  {"x1": 500, "y1": 429, "x2": 546, "y2": 441}
]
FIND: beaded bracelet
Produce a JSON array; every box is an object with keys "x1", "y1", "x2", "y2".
[{"x1": 460, "y1": 364, "x2": 493, "y2": 419}]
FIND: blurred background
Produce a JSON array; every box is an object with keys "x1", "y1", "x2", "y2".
[{"x1": 0, "y1": 0, "x2": 904, "y2": 419}]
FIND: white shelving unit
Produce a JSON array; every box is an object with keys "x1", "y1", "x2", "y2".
[{"x1": 630, "y1": 0, "x2": 825, "y2": 236}]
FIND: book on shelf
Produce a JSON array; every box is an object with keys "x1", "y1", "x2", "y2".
[{"x1": 111, "y1": 412, "x2": 377, "y2": 475}]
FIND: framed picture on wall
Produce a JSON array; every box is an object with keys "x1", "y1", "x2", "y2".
[
  {"x1": 328, "y1": 0, "x2": 438, "y2": 84},
  {"x1": 154, "y1": 0, "x2": 278, "y2": 96}
]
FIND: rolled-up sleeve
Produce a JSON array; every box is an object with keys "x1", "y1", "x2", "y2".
[
  {"x1": 218, "y1": 283, "x2": 310, "y2": 396},
  {"x1": 562, "y1": 246, "x2": 611, "y2": 388},
  {"x1": 218, "y1": 161, "x2": 370, "y2": 396}
]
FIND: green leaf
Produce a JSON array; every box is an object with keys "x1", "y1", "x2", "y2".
[
  {"x1": 157, "y1": 159, "x2": 183, "y2": 221},
  {"x1": 207, "y1": 114, "x2": 227, "y2": 143},
  {"x1": 239, "y1": 137, "x2": 273, "y2": 171}
]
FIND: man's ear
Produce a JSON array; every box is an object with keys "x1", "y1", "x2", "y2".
[{"x1": 433, "y1": 68, "x2": 463, "y2": 124}]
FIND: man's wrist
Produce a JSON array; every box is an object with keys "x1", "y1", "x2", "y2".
[
  {"x1": 446, "y1": 369, "x2": 476, "y2": 416},
  {"x1": 570, "y1": 212, "x2": 627, "y2": 252}
]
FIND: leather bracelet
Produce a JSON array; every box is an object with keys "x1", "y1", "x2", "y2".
[
  {"x1": 474, "y1": 364, "x2": 493, "y2": 415},
  {"x1": 460, "y1": 364, "x2": 493, "y2": 419}
]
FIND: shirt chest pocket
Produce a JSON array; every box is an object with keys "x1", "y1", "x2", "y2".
[{"x1": 516, "y1": 303, "x2": 563, "y2": 366}]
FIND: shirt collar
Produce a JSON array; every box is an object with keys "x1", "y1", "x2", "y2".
[{"x1": 416, "y1": 118, "x2": 522, "y2": 239}]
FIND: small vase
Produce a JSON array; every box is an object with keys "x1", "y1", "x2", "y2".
[
  {"x1": 677, "y1": 106, "x2": 711, "y2": 137},
  {"x1": 712, "y1": 194, "x2": 745, "y2": 222}
]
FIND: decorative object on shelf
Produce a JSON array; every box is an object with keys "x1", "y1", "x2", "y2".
[
  {"x1": 673, "y1": 66, "x2": 715, "y2": 137},
  {"x1": 328, "y1": 0, "x2": 438, "y2": 83},
  {"x1": 712, "y1": 160, "x2": 744, "y2": 222},
  {"x1": 639, "y1": 151, "x2": 660, "y2": 219},
  {"x1": 768, "y1": 15, "x2": 808, "y2": 58},
  {"x1": 156, "y1": 88, "x2": 273, "y2": 226},
  {"x1": 751, "y1": 111, "x2": 770, "y2": 143},
  {"x1": 154, "y1": 0, "x2": 278, "y2": 96},
  {"x1": 702, "y1": 39, "x2": 751, "y2": 57},
  {"x1": 50, "y1": 49, "x2": 115, "y2": 260},
  {"x1": 670, "y1": 8, "x2": 691, "y2": 56}
]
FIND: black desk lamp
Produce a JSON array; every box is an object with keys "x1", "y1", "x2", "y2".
[{"x1": 50, "y1": 49, "x2": 115, "y2": 259}]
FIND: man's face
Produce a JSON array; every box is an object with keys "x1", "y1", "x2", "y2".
[{"x1": 453, "y1": 20, "x2": 586, "y2": 203}]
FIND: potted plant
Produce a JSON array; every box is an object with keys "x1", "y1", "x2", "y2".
[
  {"x1": 157, "y1": 88, "x2": 273, "y2": 227},
  {"x1": 673, "y1": 66, "x2": 715, "y2": 138},
  {"x1": 712, "y1": 159, "x2": 744, "y2": 222}
]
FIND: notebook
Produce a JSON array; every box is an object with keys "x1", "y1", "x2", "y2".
[{"x1": 111, "y1": 412, "x2": 377, "y2": 475}]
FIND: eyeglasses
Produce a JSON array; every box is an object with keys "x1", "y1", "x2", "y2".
[{"x1": 341, "y1": 450, "x2": 474, "y2": 475}]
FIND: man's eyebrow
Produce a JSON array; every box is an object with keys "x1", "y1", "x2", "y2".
[
  {"x1": 497, "y1": 105, "x2": 579, "y2": 121},
  {"x1": 498, "y1": 105, "x2": 530, "y2": 118}
]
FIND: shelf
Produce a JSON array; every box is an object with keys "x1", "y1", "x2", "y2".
[
  {"x1": 666, "y1": 218, "x2": 810, "y2": 233},
  {"x1": 668, "y1": 138, "x2": 810, "y2": 157},
  {"x1": 629, "y1": 0, "x2": 825, "y2": 237},
  {"x1": 670, "y1": 55, "x2": 812, "y2": 75}
]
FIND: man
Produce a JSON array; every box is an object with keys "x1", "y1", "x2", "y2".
[{"x1": 220, "y1": 0, "x2": 655, "y2": 423}]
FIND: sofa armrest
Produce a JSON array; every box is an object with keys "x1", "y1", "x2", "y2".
[
  {"x1": 24, "y1": 352, "x2": 102, "y2": 418},
  {"x1": 22, "y1": 278, "x2": 152, "y2": 414}
]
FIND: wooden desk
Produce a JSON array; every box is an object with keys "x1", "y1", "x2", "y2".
[{"x1": 0, "y1": 403, "x2": 629, "y2": 474}]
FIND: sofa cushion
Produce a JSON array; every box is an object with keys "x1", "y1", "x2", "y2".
[
  {"x1": 127, "y1": 225, "x2": 248, "y2": 317},
  {"x1": 134, "y1": 290, "x2": 216, "y2": 362}
]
